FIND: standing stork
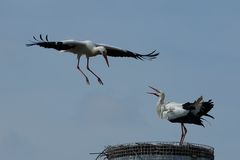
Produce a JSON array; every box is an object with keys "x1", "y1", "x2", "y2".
[
  {"x1": 147, "y1": 86, "x2": 214, "y2": 145},
  {"x1": 26, "y1": 34, "x2": 159, "y2": 85}
]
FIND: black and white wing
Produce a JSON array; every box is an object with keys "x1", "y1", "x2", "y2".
[
  {"x1": 26, "y1": 34, "x2": 76, "y2": 51},
  {"x1": 198, "y1": 99, "x2": 214, "y2": 119},
  {"x1": 182, "y1": 96, "x2": 214, "y2": 119},
  {"x1": 96, "y1": 44, "x2": 159, "y2": 60}
]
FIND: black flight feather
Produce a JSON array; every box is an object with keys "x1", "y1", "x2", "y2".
[{"x1": 26, "y1": 35, "x2": 75, "y2": 51}]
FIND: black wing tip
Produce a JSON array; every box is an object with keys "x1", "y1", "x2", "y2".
[
  {"x1": 199, "y1": 99, "x2": 214, "y2": 120},
  {"x1": 205, "y1": 114, "x2": 215, "y2": 119},
  {"x1": 30, "y1": 34, "x2": 49, "y2": 42},
  {"x1": 26, "y1": 34, "x2": 50, "y2": 47},
  {"x1": 26, "y1": 43, "x2": 35, "y2": 47},
  {"x1": 137, "y1": 50, "x2": 160, "y2": 61},
  {"x1": 204, "y1": 99, "x2": 214, "y2": 109}
]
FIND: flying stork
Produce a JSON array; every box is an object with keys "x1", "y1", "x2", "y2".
[
  {"x1": 26, "y1": 35, "x2": 159, "y2": 85},
  {"x1": 147, "y1": 86, "x2": 214, "y2": 145}
]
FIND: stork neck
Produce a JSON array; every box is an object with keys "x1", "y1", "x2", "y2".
[
  {"x1": 157, "y1": 93, "x2": 166, "y2": 118},
  {"x1": 160, "y1": 93, "x2": 165, "y2": 105}
]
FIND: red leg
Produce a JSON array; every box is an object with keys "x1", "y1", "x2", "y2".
[
  {"x1": 181, "y1": 124, "x2": 187, "y2": 145},
  {"x1": 180, "y1": 123, "x2": 184, "y2": 145},
  {"x1": 77, "y1": 55, "x2": 90, "y2": 85}
]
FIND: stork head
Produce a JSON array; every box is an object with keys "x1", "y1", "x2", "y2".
[
  {"x1": 147, "y1": 86, "x2": 163, "y2": 97},
  {"x1": 147, "y1": 86, "x2": 166, "y2": 118},
  {"x1": 96, "y1": 46, "x2": 109, "y2": 67}
]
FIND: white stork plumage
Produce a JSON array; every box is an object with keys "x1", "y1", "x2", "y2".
[
  {"x1": 147, "y1": 86, "x2": 214, "y2": 145},
  {"x1": 26, "y1": 34, "x2": 159, "y2": 85}
]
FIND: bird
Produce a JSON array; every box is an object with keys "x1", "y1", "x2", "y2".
[
  {"x1": 26, "y1": 34, "x2": 159, "y2": 85},
  {"x1": 147, "y1": 86, "x2": 214, "y2": 145}
]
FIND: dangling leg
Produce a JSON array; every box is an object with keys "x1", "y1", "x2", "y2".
[
  {"x1": 76, "y1": 55, "x2": 90, "y2": 85},
  {"x1": 86, "y1": 57, "x2": 104, "y2": 85}
]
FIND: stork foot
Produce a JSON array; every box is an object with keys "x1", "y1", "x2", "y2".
[
  {"x1": 97, "y1": 78, "x2": 104, "y2": 85},
  {"x1": 179, "y1": 140, "x2": 183, "y2": 146},
  {"x1": 86, "y1": 78, "x2": 90, "y2": 85}
]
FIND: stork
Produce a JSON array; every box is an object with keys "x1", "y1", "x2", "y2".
[
  {"x1": 147, "y1": 86, "x2": 214, "y2": 145},
  {"x1": 26, "y1": 35, "x2": 159, "y2": 85}
]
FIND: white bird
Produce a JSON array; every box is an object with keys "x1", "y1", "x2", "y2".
[
  {"x1": 26, "y1": 34, "x2": 159, "y2": 85},
  {"x1": 147, "y1": 86, "x2": 214, "y2": 145}
]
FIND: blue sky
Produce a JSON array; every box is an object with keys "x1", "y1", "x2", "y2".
[{"x1": 0, "y1": 0, "x2": 240, "y2": 159}]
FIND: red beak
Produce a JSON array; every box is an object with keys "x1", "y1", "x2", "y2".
[
  {"x1": 148, "y1": 86, "x2": 160, "y2": 93},
  {"x1": 147, "y1": 86, "x2": 161, "y2": 97},
  {"x1": 103, "y1": 53, "x2": 109, "y2": 67},
  {"x1": 147, "y1": 92, "x2": 159, "y2": 97}
]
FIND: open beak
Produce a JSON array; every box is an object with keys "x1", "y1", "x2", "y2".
[
  {"x1": 147, "y1": 92, "x2": 159, "y2": 97},
  {"x1": 148, "y1": 86, "x2": 160, "y2": 93},
  {"x1": 102, "y1": 53, "x2": 109, "y2": 67},
  {"x1": 147, "y1": 86, "x2": 160, "y2": 97}
]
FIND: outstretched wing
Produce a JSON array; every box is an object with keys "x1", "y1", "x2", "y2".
[
  {"x1": 96, "y1": 44, "x2": 159, "y2": 60},
  {"x1": 26, "y1": 34, "x2": 75, "y2": 51}
]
